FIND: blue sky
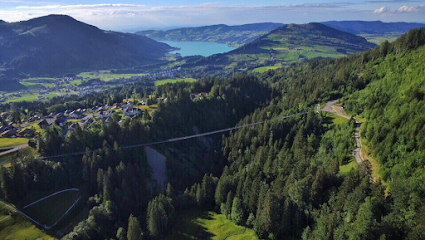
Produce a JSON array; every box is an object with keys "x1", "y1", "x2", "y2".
[{"x1": 1, "y1": 0, "x2": 424, "y2": 31}]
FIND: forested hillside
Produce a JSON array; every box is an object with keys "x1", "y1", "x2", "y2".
[
  {"x1": 0, "y1": 26, "x2": 424, "y2": 240},
  {"x1": 166, "y1": 27, "x2": 425, "y2": 239}
]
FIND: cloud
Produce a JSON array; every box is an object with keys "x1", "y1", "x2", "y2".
[
  {"x1": 16, "y1": 4, "x2": 146, "y2": 9},
  {"x1": 367, "y1": 0, "x2": 421, "y2": 2},
  {"x1": 373, "y1": 4, "x2": 425, "y2": 14},
  {"x1": 398, "y1": 5, "x2": 425, "y2": 12},
  {"x1": 1, "y1": 2, "x2": 424, "y2": 30},
  {"x1": 374, "y1": 6, "x2": 391, "y2": 13}
]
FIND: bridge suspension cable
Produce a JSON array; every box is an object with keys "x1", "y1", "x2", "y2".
[{"x1": 41, "y1": 111, "x2": 308, "y2": 160}]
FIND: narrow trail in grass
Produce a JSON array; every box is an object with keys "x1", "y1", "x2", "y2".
[
  {"x1": 0, "y1": 144, "x2": 29, "y2": 160},
  {"x1": 0, "y1": 215, "x2": 10, "y2": 222},
  {"x1": 0, "y1": 188, "x2": 81, "y2": 230}
]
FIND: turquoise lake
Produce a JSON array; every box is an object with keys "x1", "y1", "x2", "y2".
[{"x1": 161, "y1": 40, "x2": 235, "y2": 57}]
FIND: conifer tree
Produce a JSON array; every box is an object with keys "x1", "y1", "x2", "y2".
[
  {"x1": 231, "y1": 197, "x2": 244, "y2": 225},
  {"x1": 127, "y1": 215, "x2": 143, "y2": 240}
]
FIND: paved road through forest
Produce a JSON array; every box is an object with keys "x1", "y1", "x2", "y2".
[{"x1": 321, "y1": 100, "x2": 363, "y2": 164}]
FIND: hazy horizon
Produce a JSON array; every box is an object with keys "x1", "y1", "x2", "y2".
[{"x1": 1, "y1": 1, "x2": 425, "y2": 31}]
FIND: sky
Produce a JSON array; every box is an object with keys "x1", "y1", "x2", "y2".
[{"x1": 0, "y1": 0, "x2": 425, "y2": 31}]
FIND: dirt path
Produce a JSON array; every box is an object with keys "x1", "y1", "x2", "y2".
[
  {"x1": 0, "y1": 188, "x2": 81, "y2": 230},
  {"x1": 0, "y1": 143, "x2": 29, "y2": 158},
  {"x1": 322, "y1": 100, "x2": 362, "y2": 164}
]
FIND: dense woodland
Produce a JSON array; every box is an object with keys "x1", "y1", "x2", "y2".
[{"x1": 0, "y1": 28, "x2": 424, "y2": 240}]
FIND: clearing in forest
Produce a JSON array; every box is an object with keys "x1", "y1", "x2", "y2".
[{"x1": 168, "y1": 210, "x2": 258, "y2": 240}]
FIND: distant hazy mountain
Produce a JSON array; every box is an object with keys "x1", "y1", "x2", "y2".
[
  {"x1": 322, "y1": 21, "x2": 425, "y2": 35},
  {"x1": 0, "y1": 15, "x2": 174, "y2": 77},
  {"x1": 136, "y1": 23, "x2": 285, "y2": 47}
]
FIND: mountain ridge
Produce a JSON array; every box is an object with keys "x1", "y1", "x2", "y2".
[
  {"x1": 136, "y1": 22, "x2": 285, "y2": 47},
  {"x1": 179, "y1": 22, "x2": 376, "y2": 75},
  {"x1": 322, "y1": 20, "x2": 425, "y2": 35},
  {"x1": 0, "y1": 14, "x2": 174, "y2": 78}
]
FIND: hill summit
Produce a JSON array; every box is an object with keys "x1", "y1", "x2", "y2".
[
  {"x1": 234, "y1": 23, "x2": 376, "y2": 55},
  {"x1": 183, "y1": 23, "x2": 376, "y2": 75},
  {"x1": 0, "y1": 14, "x2": 174, "y2": 76}
]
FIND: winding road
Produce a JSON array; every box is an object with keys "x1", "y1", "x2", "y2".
[
  {"x1": 0, "y1": 100, "x2": 364, "y2": 233},
  {"x1": 321, "y1": 100, "x2": 363, "y2": 164}
]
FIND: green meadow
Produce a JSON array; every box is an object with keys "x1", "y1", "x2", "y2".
[
  {"x1": 168, "y1": 210, "x2": 258, "y2": 240},
  {"x1": 154, "y1": 78, "x2": 197, "y2": 86},
  {"x1": 23, "y1": 190, "x2": 80, "y2": 227},
  {"x1": 0, "y1": 204, "x2": 54, "y2": 240},
  {"x1": 78, "y1": 71, "x2": 147, "y2": 82},
  {"x1": 0, "y1": 138, "x2": 29, "y2": 148},
  {"x1": 252, "y1": 65, "x2": 281, "y2": 73}
]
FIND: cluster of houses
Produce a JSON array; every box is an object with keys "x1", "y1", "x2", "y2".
[
  {"x1": 77, "y1": 85, "x2": 105, "y2": 96},
  {"x1": 0, "y1": 112, "x2": 35, "y2": 138},
  {"x1": 144, "y1": 67, "x2": 181, "y2": 79},
  {"x1": 0, "y1": 123, "x2": 34, "y2": 138},
  {"x1": 32, "y1": 101, "x2": 145, "y2": 136}
]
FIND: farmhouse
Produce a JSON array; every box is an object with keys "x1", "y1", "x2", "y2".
[
  {"x1": 70, "y1": 110, "x2": 84, "y2": 119},
  {"x1": 38, "y1": 119, "x2": 50, "y2": 129},
  {"x1": 17, "y1": 128, "x2": 34, "y2": 137},
  {"x1": 1, "y1": 128, "x2": 17, "y2": 138},
  {"x1": 124, "y1": 108, "x2": 142, "y2": 118},
  {"x1": 98, "y1": 111, "x2": 112, "y2": 119}
]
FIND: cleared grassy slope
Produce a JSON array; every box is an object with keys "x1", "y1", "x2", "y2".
[{"x1": 168, "y1": 210, "x2": 258, "y2": 240}]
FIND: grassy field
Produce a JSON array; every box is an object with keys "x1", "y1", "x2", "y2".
[
  {"x1": 137, "y1": 104, "x2": 158, "y2": 114},
  {"x1": 359, "y1": 34, "x2": 400, "y2": 45},
  {"x1": 22, "y1": 122, "x2": 44, "y2": 135},
  {"x1": 0, "y1": 147, "x2": 36, "y2": 167},
  {"x1": 321, "y1": 112, "x2": 349, "y2": 127},
  {"x1": 22, "y1": 190, "x2": 80, "y2": 227},
  {"x1": 0, "y1": 205, "x2": 54, "y2": 240},
  {"x1": 0, "y1": 138, "x2": 29, "y2": 148},
  {"x1": 168, "y1": 210, "x2": 258, "y2": 240},
  {"x1": 78, "y1": 71, "x2": 146, "y2": 82},
  {"x1": 327, "y1": 112, "x2": 349, "y2": 125},
  {"x1": 5, "y1": 92, "x2": 58, "y2": 103},
  {"x1": 339, "y1": 159, "x2": 358, "y2": 174},
  {"x1": 252, "y1": 65, "x2": 281, "y2": 73},
  {"x1": 64, "y1": 79, "x2": 83, "y2": 86},
  {"x1": 20, "y1": 78, "x2": 56, "y2": 89},
  {"x1": 154, "y1": 78, "x2": 197, "y2": 86}
]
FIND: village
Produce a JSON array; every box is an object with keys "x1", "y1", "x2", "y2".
[
  {"x1": 0, "y1": 67, "x2": 183, "y2": 103},
  {"x1": 0, "y1": 88, "x2": 209, "y2": 141},
  {"x1": 0, "y1": 100, "x2": 143, "y2": 139}
]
